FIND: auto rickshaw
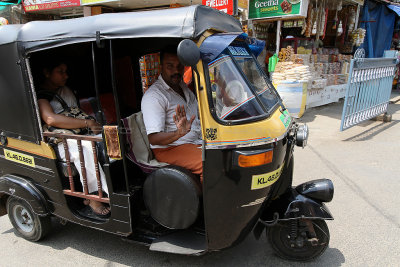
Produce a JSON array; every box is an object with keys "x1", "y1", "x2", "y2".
[{"x1": 0, "y1": 5, "x2": 334, "y2": 261}]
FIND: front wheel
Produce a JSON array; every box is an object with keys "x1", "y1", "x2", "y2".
[
  {"x1": 6, "y1": 197, "x2": 51, "y2": 241},
  {"x1": 267, "y1": 219, "x2": 330, "y2": 261}
]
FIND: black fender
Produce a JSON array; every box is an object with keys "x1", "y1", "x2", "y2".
[
  {"x1": 0, "y1": 175, "x2": 51, "y2": 216},
  {"x1": 253, "y1": 187, "x2": 333, "y2": 240},
  {"x1": 261, "y1": 189, "x2": 333, "y2": 222}
]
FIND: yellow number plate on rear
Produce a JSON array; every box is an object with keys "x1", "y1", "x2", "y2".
[
  {"x1": 4, "y1": 149, "x2": 35, "y2": 168},
  {"x1": 251, "y1": 163, "x2": 284, "y2": 190}
]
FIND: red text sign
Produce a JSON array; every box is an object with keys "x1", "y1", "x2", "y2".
[
  {"x1": 23, "y1": 0, "x2": 81, "y2": 12},
  {"x1": 202, "y1": 0, "x2": 234, "y2": 15}
]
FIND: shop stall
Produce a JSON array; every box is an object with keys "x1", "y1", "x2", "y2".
[{"x1": 248, "y1": 0, "x2": 365, "y2": 117}]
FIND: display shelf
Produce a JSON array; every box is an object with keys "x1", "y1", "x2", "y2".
[{"x1": 139, "y1": 53, "x2": 161, "y2": 92}]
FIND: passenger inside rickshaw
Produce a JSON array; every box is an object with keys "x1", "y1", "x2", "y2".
[
  {"x1": 36, "y1": 58, "x2": 111, "y2": 218},
  {"x1": 30, "y1": 44, "x2": 128, "y2": 220},
  {"x1": 30, "y1": 39, "x2": 202, "y2": 221}
]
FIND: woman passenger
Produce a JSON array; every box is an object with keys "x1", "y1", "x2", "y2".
[{"x1": 36, "y1": 60, "x2": 110, "y2": 218}]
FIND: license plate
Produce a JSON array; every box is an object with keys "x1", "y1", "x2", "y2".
[{"x1": 251, "y1": 163, "x2": 284, "y2": 190}]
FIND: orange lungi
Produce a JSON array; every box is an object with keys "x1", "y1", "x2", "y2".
[{"x1": 152, "y1": 144, "x2": 203, "y2": 183}]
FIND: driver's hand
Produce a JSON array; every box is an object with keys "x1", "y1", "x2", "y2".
[{"x1": 173, "y1": 105, "x2": 195, "y2": 137}]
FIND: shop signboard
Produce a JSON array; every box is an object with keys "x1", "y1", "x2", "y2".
[
  {"x1": 238, "y1": 0, "x2": 248, "y2": 9},
  {"x1": 81, "y1": 0, "x2": 117, "y2": 5},
  {"x1": 202, "y1": 0, "x2": 234, "y2": 15},
  {"x1": 23, "y1": 0, "x2": 80, "y2": 12},
  {"x1": 248, "y1": 0, "x2": 308, "y2": 20}
]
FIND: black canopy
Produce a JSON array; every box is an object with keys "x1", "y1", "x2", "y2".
[{"x1": 0, "y1": 5, "x2": 242, "y2": 54}]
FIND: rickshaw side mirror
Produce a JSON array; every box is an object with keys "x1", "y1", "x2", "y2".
[{"x1": 177, "y1": 39, "x2": 200, "y2": 67}]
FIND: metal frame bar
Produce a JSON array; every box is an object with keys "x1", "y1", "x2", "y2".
[{"x1": 108, "y1": 40, "x2": 130, "y2": 192}]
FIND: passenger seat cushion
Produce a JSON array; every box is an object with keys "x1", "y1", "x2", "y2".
[
  {"x1": 79, "y1": 93, "x2": 116, "y2": 124},
  {"x1": 123, "y1": 112, "x2": 167, "y2": 167}
]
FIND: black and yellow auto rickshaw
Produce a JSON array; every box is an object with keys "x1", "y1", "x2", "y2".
[{"x1": 0, "y1": 5, "x2": 334, "y2": 261}]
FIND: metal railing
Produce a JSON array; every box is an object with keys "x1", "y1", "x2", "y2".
[
  {"x1": 340, "y1": 49, "x2": 397, "y2": 131},
  {"x1": 43, "y1": 132, "x2": 109, "y2": 204}
]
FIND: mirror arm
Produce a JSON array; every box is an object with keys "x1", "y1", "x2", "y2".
[{"x1": 192, "y1": 66, "x2": 203, "y2": 91}]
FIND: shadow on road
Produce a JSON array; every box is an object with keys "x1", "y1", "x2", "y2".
[
  {"x1": 343, "y1": 120, "x2": 400, "y2": 142},
  {"x1": 297, "y1": 91, "x2": 400, "y2": 128},
  {"x1": 0, "y1": 217, "x2": 347, "y2": 267}
]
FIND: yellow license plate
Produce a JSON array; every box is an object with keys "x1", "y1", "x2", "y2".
[
  {"x1": 251, "y1": 163, "x2": 284, "y2": 190},
  {"x1": 4, "y1": 149, "x2": 35, "y2": 168}
]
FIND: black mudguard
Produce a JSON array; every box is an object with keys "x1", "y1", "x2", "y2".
[
  {"x1": 0, "y1": 174, "x2": 51, "y2": 216},
  {"x1": 253, "y1": 188, "x2": 333, "y2": 239}
]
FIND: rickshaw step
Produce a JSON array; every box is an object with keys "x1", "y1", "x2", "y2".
[{"x1": 149, "y1": 229, "x2": 206, "y2": 255}]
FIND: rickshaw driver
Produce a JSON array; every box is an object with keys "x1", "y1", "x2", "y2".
[{"x1": 141, "y1": 46, "x2": 203, "y2": 182}]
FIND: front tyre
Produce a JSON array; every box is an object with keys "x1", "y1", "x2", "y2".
[
  {"x1": 267, "y1": 219, "x2": 329, "y2": 261},
  {"x1": 6, "y1": 197, "x2": 51, "y2": 241}
]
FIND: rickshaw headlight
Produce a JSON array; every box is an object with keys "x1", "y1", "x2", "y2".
[
  {"x1": 296, "y1": 124, "x2": 309, "y2": 148},
  {"x1": 237, "y1": 150, "x2": 273, "y2": 168}
]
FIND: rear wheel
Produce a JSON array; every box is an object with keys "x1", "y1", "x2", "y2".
[
  {"x1": 6, "y1": 197, "x2": 51, "y2": 241},
  {"x1": 267, "y1": 219, "x2": 329, "y2": 261}
]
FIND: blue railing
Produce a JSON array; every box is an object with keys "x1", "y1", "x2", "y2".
[{"x1": 340, "y1": 51, "x2": 397, "y2": 131}]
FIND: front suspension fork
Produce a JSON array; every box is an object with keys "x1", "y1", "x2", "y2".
[{"x1": 288, "y1": 219, "x2": 319, "y2": 248}]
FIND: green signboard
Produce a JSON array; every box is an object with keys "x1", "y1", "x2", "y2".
[{"x1": 249, "y1": 0, "x2": 306, "y2": 20}]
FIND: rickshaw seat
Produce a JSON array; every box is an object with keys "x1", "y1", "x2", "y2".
[
  {"x1": 79, "y1": 93, "x2": 117, "y2": 124},
  {"x1": 122, "y1": 112, "x2": 167, "y2": 173}
]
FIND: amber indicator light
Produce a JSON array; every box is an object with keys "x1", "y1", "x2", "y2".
[{"x1": 238, "y1": 150, "x2": 273, "y2": 168}]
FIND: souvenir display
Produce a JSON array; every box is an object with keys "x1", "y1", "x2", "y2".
[{"x1": 139, "y1": 53, "x2": 161, "y2": 92}]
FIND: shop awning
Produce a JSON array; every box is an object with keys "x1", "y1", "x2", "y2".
[{"x1": 387, "y1": 4, "x2": 400, "y2": 16}]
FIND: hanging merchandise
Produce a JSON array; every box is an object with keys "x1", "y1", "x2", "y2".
[
  {"x1": 350, "y1": 28, "x2": 366, "y2": 47},
  {"x1": 348, "y1": 6, "x2": 356, "y2": 33},
  {"x1": 332, "y1": 10, "x2": 338, "y2": 30},
  {"x1": 311, "y1": 1, "x2": 319, "y2": 36},
  {"x1": 337, "y1": 0, "x2": 343, "y2": 11},
  {"x1": 337, "y1": 21, "x2": 343, "y2": 37},
  {"x1": 333, "y1": 0, "x2": 343, "y2": 31},
  {"x1": 305, "y1": 4, "x2": 313, "y2": 37},
  {"x1": 319, "y1": 6, "x2": 326, "y2": 37},
  {"x1": 301, "y1": 18, "x2": 307, "y2": 35},
  {"x1": 311, "y1": 13, "x2": 317, "y2": 35},
  {"x1": 321, "y1": 7, "x2": 329, "y2": 40},
  {"x1": 315, "y1": 1, "x2": 325, "y2": 40}
]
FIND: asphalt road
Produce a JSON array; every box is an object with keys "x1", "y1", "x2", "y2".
[{"x1": 1, "y1": 93, "x2": 400, "y2": 266}]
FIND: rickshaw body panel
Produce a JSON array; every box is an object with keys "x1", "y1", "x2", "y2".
[
  {"x1": 202, "y1": 138, "x2": 290, "y2": 250},
  {"x1": 0, "y1": 137, "x2": 133, "y2": 235},
  {"x1": 0, "y1": 174, "x2": 50, "y2": 215},
  {"x1": 193, "y1": 52, "x2": 293, "y2": 250},
  {"x1": 0, "y1": 42, "x2": 41, "y2": 144}
]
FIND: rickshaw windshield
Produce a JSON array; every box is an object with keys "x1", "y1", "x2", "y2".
[{"x1": 207, "y1": 44, "x2": 279, "y2": 122}]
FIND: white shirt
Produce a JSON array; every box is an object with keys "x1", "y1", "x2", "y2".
[
  {"x1": 50, "y1": 86, "x2": 78, "y2": 114},
  {"x1": 141, "y1": 75, "x2": 202, "y2": 149}
]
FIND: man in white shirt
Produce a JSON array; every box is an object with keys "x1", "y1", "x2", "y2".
[{"x1": 141, "y1": 46, "x2": 203, "y2": 182}]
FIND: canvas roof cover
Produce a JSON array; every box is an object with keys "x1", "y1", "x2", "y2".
[{"x1": 0, "y1": 5, "x2": 242, "y2": 54}]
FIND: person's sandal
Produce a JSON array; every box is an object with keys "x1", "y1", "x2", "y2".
[{"x1": 83, "y1": 199, "x2": 110, "y2": 219}]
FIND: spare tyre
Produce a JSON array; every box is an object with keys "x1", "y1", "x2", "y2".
[{"x1": 143, "y1": 166, "x2": 202, "y2": 229}]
